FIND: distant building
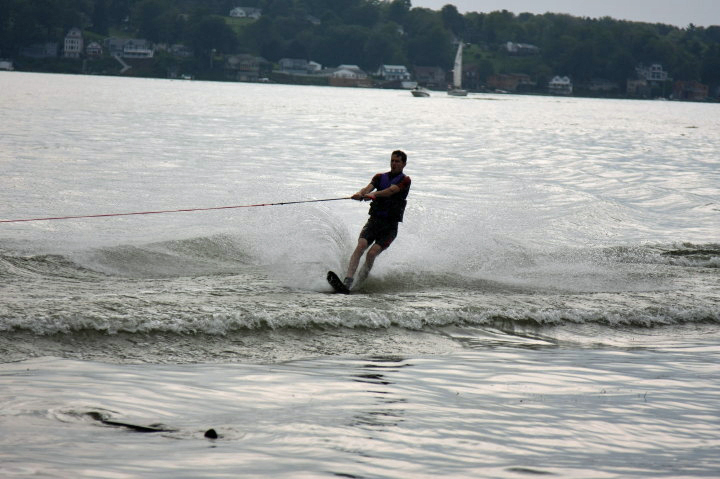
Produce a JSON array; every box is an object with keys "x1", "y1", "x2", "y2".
[
  {"x1": 548, "y1": 76, "x2": 573, "y2": 95},
  {"x1": 106, "y1": 38, "x2": 153, "y2": 58},
  {"x1": 279, "y1": 58, "x2": 309, "y2": 75},
  {"x1": 225, "y1": 54, "x2": 268, "y2": 82},
  {"x1": 86, "y1": 41, "x2": 103, "y2": 58},
  {"x1": 0, "y1": 59, "x2": 13, "y2": 71},
  {"x1": 673, "y1": 80, "x2": 709, "y2": 101},
  {"x1": 326, "y1": 65, "x2": 372, "y2": 87},
  {"x1": 122, "y1": 39, "x2": 153, "y2": 58},
  {"x1": 229, "y1": 7, "x2": 262, "y2": 19},
  {"x1": 413, "y1": 66, "x2": 446, "y2": 89},
  {"x1": 331, "y1": 65, "x2": 368, "y2": 79},
  {"x1": 64, "y1": 28, "x2": 83, "y2": 58},
  {"x1": 505, "y1": 42, "x2": 540, "y2": 55},
  {"x1": 376, "y1": 64, "x2": 411, "y2": 81},
  {"x1": 636, "y1": 63, "x2": 668, "y2": 82}
]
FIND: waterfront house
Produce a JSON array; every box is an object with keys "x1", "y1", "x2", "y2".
[
  {"x1": 279, "y1": 58, "x2": 309, "y2": 75},
  {"x1": 63, "y1": 28, "x2": 83, "y2": 58},
  {"x1": 413, "y1": 66, "x2": 446, "y2": 89},
  {"x1": 226, "y1": 54, "x2": 268, "y2": 81},
  {"x1": 548, "y1": 76, "x2": 573, "y2": 95},
  {"x1": 636, "y1": 63, "x2": 669, "y2": 82},
  {"x1": 86, "y1": 42, "x2": 103, "y2": 58},
  {"x1": 376, "y1": 64, "x2": 411, "y2": 81},
  {"x1": 673, "y1": 80, "x2": 709, "y2": 101},
  {"x1": 328, "y1": 65, "x2": 372, "y2": 87}
]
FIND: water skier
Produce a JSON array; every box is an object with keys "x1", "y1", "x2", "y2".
[{"x1": 343, "y1": 150, "x2": 411, "y2": 290}]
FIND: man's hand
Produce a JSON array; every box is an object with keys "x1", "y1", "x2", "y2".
[{"x1": 363, "y1": 194, "x2": 376, "y2": 201}]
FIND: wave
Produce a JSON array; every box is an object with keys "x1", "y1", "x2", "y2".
[
  {"x1": 2, "y1": 237, "x2": 717, "y2": 281},
  {"x1": 0, "y1": 236, "x2": 717, "y2": 337}
]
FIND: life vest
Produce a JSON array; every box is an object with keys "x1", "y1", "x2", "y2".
[{"x1": 369, "y1": 172, "x2": 409, "y2": 222}]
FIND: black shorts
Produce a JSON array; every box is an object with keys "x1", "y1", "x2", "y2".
[{"x1": 359, "y1": 217, "x2": 399, "y2": 250}]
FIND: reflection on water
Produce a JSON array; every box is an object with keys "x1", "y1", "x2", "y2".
[{"x1": 1, "y1": 338, "x2": 719, "y2": 478}]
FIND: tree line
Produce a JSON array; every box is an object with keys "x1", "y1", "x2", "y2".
[{"x1": 1, "y1": 0, "x2": 719, "y2": 92}]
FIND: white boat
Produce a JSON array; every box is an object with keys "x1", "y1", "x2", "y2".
[
  {"x1": 448, "y1": 42, "x2": 468, "y2": 96},
  {"x1": 411, "y1": 86, "x2": 430, "y2": 97}
]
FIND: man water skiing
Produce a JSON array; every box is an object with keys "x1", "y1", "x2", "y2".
[{"x1": 343, "y1": 150, "x2": 411, "y2": 290}]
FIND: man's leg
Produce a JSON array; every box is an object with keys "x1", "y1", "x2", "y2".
[
  {"x1": 357, "y1": 243, "x2": 383, "y2": 284},
  {"x1": 345, "y1": 238, "x2": 369, "y2": 286}
]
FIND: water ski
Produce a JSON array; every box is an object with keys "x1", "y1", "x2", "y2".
[{"x1": 326, "y1": 271, "x2": 350, "y2": 294}]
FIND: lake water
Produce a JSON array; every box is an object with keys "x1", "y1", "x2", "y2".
[{"x1": 0, "y1": 72, "x2": 718, "y2": 478}]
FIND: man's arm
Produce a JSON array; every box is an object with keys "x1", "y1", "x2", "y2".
[{"x1": 351, "y1": 183, "x2": 375, "y2": 200}]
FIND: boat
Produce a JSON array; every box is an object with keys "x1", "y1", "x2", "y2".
[
  {"x1": 448, "y1": 42, "x2": 468, "y2": 96},
  {"x1": 411, "y1": 86, "x2": 430, "y2": 97}
]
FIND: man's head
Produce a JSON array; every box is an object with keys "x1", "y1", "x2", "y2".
[{"x1": 390, "y1": 150, "x2": 407, "y2": 174}]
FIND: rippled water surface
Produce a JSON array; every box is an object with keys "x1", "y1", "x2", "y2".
[{"x1": 0, "y1": 72, "x2": 718, "y2": 478}]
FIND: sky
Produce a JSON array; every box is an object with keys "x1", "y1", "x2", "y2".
[{"x1": 410, "y1": 0, "x2": 720, "y2": 28}]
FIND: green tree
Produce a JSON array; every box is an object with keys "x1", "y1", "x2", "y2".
[
  {"x1": 190, "y1": 15, "x2": 238, "y2": 56},
  {"x1": 91, "y1": 0, "x2": 109, "y2": 35}
]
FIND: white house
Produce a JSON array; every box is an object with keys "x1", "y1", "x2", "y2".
[
  {"x1": 376, "y1": 64, "x2": 410, "y2": 81},
  {"x1": 549, "y1": 75, "x2": 573, "y2": 95},
  {"x1": 64, "y1": 28, "x2": 83, "y2": 58},
  {"x1": 230, "y1": 7, "x2": 262, "y2": 19},
  {"x1": 331, "y1": 65, "x2": 368, "y2": 79},
  {"x1": 636, "y1": 63, "x2": 668, "y2": 82},
  {"x1": 123, "y1": 39, "x2": 154, "y2": 58},
  {"x1": 0, "y1": 59, "x2": 13, "y2": 71}
]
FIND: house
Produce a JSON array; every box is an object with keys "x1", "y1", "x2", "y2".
[
  {"x1": 279, "y1": 58, "x2": 309, "y2": 75},
  {"x1": 63, "y1": 28, "x2": 83, "y2": 58},
  {"x1": 627, "y1": 63, "x2": 671, "y2": 97},
  {"x1": 106, "y1": 38, "x2": 153, "y2": 58},
  {"x1": 487, "y1": 73, "x2": 534, "y2": 92},
  {"x1": 279, "y1": 58, "x2": 323, "y2": 75},
  {"x1": 226, "y1": 54, "x2": 268, "y2": 82},
  {"x1": 549, "y1": 76, "x2": 573, "y2": 95},
  {"x1": 376, "y1": 64, "x2": 411, "y2": 81},
  {"x1": 636, "y1": 63, "x2": 668, "y2": 82},
  {"x1": 0, "y1": 59, "x2": 13, "y2": 71},
  {"x1": 229, "y1": 7, "x2": 262, "y2": 19},
  {"x1": 20, "y1": 43, "x2": 58, "y2": 58},
  {"x1": 505, "y1": 42, "x2": 540, "y2": 55},
  {"x1": 122, "y1": 39, "x2": 153, "y2": 58},
  {"x1": 331, "y1": 65, "x2": 368, "y2": 79},
  {"x1": 413, "y1": 66, "x2": 445, "y2": 89},
  {"x1": 327, "y1": 65, "x2": 372, "y2": 87},
  {"x1": 86, "y1": 42, "x2": 103, "y2": 58},
  {"x1": 673, "y1": 80, "x2": 709, "y2": 101}
]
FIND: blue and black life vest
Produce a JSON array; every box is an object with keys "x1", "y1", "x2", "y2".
[{"x1": 369, "y1": 172, "x2": 409, "y2": 222}]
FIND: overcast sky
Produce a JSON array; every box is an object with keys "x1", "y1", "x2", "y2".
[{"x1": 410, "y1": 0, "x2": 720, "y2": 28}]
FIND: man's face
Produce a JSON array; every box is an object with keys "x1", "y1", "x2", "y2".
[{"x1": 390, "y1": 154, "x2": 405, "y2": 174}]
